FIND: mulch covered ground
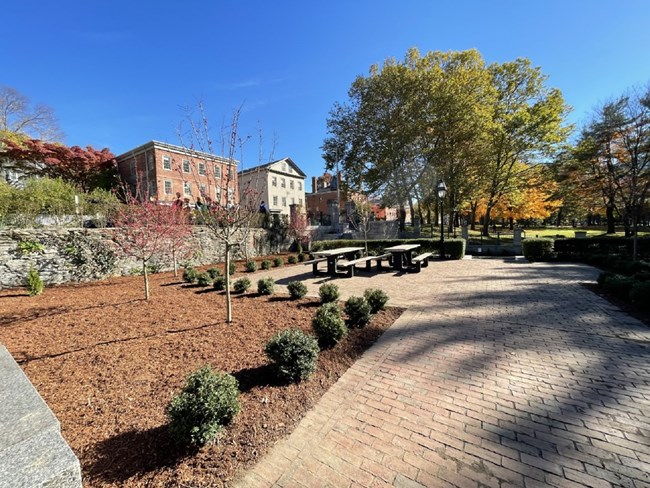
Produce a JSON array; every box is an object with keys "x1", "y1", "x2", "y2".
[{"x1": 0, "y1": 261, "x2": 403, "y2": 487}]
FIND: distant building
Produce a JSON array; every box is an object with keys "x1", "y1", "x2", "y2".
[
  {"x1": 115, "y1": 141, "x2": 238, "y2": 205},
  {"x1": 237, "y1": 157, "x2": 306, "y2": 216}
]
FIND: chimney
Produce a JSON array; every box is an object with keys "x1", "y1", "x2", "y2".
[{"x1": 312, "y1": 176, "x2": 317, "y2": 193}]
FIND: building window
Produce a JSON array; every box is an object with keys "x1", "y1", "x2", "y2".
[
  {"x1": 183, "y1": 181, "x2": 192, "y2": 195},
  {"x1": 198, "y1": 162, "x2": 206, "y2": 176},
  {"x1": 148, "y1": 181, "x2": 157, "y2": 197},
  {"x1": 227, "y1": 187, "x2": 235, "y2": 203},
  {"x1": 291, "y1": 197, "x2": 295, "y2": 205},
  {"x1": 272, "y1": 176, "x2": 277, "y2": 187},
  {"x1": 228, "y1": 168, "x2": 234, "y2": 179},
  {"x1": 129, "y1": 160, "x2": 136, "y2": 175},
  {"x1": 290, "y1": 180, "x2": 294, "y2": 190},
  {"x1": 282, "y1": 197, "x2": 287, "y2": 207},
  {"x1": 298, "y1": 182, "x2": 302, "y2": 191},
  {"x1": 164, "y1": 180, "x2": 173, "y2": 195},
  {"x1": 214, "y1": 165, "x2": 221, "y2": 178},
  {"x1": 272, "y1": 196, "x2": 278, "y2": 206},
  {"x1": 299, "y1": 198, "x2": 303, "y2": 205},
  {"x1": 162, "y1": 156, "x2": 172, "y2": 170},
  {"x1": 216, "y1": 185, "x2": 222, "y2": 200},
  {"x1": 199, "y1": 184, "x2": 207, "y2": 196},
  {"x1": 281, "y1": 178, "x2": 286, "y2": 188},
  {"x1": 182, "y1": 159, "x2": 191, "y2": 173},
  {"x1": 282, "y1": 163, "x2": 287, "y2": 172}
]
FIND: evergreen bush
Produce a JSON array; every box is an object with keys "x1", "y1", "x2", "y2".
[
  {"x1": 265, "y1": 329, "x2": 319, "y2": 382},
  {"x1": 272, "y1": 257, "x2": 283, "y2": 267},
  {"x1": 213, "y1": 276, "x2": 227, "y2": 291},
  {"x1": 297, "y1": 252, "x2": 306, "y2": 262},
  {"x1": 630, "y1": 281, "x2": 650, "y2": 308},
  {"x1": 287, "y1": 255, "x2": 298, "y2": 264},
  {"x1": 261, "y1": 259, "x2": 272, "y2": 270},
  {"x1": 344, "y1": 296, "x2": 372, "y2": 328},
  {"x1": 26, "y1": 265, "x2": 44, "y2": 296},
  {"x1": 318, "y1": 283, "x2": 340, "y2": 303},
  {"x1": 167, "y1": 366, "x2": 241, "y2": 447},
  {"x1": 257, "y1": 277, "x2": 275, "y2": 295},
  {"x1": 245, "y1": 261, "x2": 258, "y2": 272},
  {"x1": 233, "y1": 277, "x2": 251, "y2": 293},
  {"x1": 522, "y1": 238, "x2": 554, "y2": 262},
  {"x1": 287, "y1": 281, "x2": 308, "y2": 299},
  {"x1": 602, "y1": 274, "x2": 636, "y2": 299},
  {"x1": 312, "y1": 303, "x2": 347, "y2": 348},
  {"x1": 229, "y1": 262, "x2": 237, "y2": 276},
  {"x1": 196, "y1": 272, "x2": 212, "y2": 287},
  {"x1": 182, "y1": 267, "x2": 198, "y2": 283},
  {"x1": 363, "y1": 288, "x2": 389, "y2": 313},
  {"x1": 206, "y1": 268, "x2": 221, "y2": 279}
]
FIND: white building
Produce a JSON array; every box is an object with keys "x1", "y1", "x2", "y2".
[{"x1": 238, "y1": 157, "x2": 306, "y2": 216}]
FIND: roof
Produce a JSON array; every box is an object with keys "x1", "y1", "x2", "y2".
[
  {"x1": 238, "y1": 157, "x2": 306, "y2": 178},
  {"x1": 115, "y1": 140, "x2": 236, "y2": 165}
]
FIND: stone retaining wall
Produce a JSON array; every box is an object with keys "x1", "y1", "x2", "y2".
[{"x1": 1, "y1": 226, "x2": 286, "y2": 289}]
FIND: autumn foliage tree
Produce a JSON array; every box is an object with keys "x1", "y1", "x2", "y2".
[
  {"x1": 113, "y1": 188, "x2": 192, "y2": 300},
  {"x1": 0, "y1": 138, "x2": 117, "y2": 191}
]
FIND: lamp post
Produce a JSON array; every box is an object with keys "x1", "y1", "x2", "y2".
[{"x1": 437, "y1": 180, "x2": 447, "y2": 259}]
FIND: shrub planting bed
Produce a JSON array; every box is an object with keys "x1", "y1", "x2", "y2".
[{"x1": 0, "y1": 270, "x2": 402, "y2": 487}]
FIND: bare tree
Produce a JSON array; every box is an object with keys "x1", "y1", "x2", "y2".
[{"x1": 0, "y1": 86, "x2": 63, "y2": 141}]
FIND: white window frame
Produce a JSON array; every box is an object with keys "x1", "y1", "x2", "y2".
[
  {"x1": 299, "y1": 198, "x2": 303, "y2": 205},
  {"x1": 183, "y1": 181, "x2": 192, "y2": 195},
  {"x1": 281, "y1": 178, "x2": 286, "y2": 188},
  {"x1": 199, "y1": 184, "x2": 207, "y2": 196},
  {"x1": 215, "y1": 185, "x2": 222, "y2": 200},
  {"x1": 198, "y1": 162, "x2": 206, "y2": 176},
  {"x1": 148, "y1": 180, "x2": 156, "y2": 197},
  {"x1": 272, "y1": 176, "x2": 277, "y2": 187},
  {"x1": 162, "y1": 156, "x2": 172, "y2": 171},
  {"x1": 182, "y1": 159, "x2": 191, "y2": 173},
  {"x1": 282, "y1": 197, "x2": 287, "y2": 207},
  {"x1": 164, "y1": 180, "x2": 173, "y2": 195},
  {"x1": 298, "y1": 182, "x2": 302, "y2": 191},
  {"x1": 272, "y1": 195, "x2": 278, "y2": 206},
  {"x1": 290, "y1": 180, "x2": 294, "y2": 190},
  {"x1": 214, "y1": 165, "x2": 221, "y2": 178}
]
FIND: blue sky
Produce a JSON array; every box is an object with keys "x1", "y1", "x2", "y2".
[{"x1": 3, "y1": 1, "x2": 650, "y2": 191}]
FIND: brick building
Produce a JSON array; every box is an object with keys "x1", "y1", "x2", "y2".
[{"x1": 115, "y1": 141, "x2": 237, "y2": 205}]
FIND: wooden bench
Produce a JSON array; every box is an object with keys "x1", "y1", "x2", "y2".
[
  {"x1": 337, "y1": 255, "x2": 377, "y2": 278},
  {"x1": 411, "y1": 252, "x2": 433, "y2": 272},
  {"x1": 374, "y1": 253, "x2": 393, "y2": 271},
  {"x1": 303, "y1": 257, "x2": 327, "y2": 274}
]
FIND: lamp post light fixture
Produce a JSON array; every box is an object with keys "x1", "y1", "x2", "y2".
[{"x1": 437, "y1": 180, "x2": 447, "y2": 259}]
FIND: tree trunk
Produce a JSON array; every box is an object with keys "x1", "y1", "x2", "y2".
[
  {"x1": 172, "y1": 249, "x2": 178, "y2": 277},
  {"x1": 398, "y1": 205, "x2": 406, "y2": 231},
  {"x1": 142, "y1": 261, "x2": 150, "y2": 301},
  {"x1": 606, "y1": 204, "x2": 616, "y2": 234},
  {"x1": 482, "y1": 205, "x2": 493, "y2": 236},
  {"x1": 225, "y1": 245, "x2": 232, "y2": 323}
]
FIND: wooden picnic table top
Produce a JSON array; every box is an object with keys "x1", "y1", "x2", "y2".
[
  {"x1": 384, "y1": 244, "x2": 421, "y2": 252},
  {"x1": 312, "y1": 247, "x2": 364, "y2": 257}
]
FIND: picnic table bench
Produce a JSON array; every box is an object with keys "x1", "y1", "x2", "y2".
[
  {"x1": 411, "y1": 252, "x2": 433, "y2": 272},
  {"x1": 302, "y1": 256, "x2": 328, "y2": 274}
]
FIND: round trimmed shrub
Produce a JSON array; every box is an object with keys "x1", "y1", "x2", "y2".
[
  {"x1": 297, "y1": 252, "x2": 306, "y2": 262},
  {"x1": 182, "y1": 267, "x2": 198, "y2": 283},
  {"x1": 213, "y1": 276, "x2": 227, "y2": 291},
  {"x1": 167, "y1": 366, "x2": 241, "y2": 447},
  {"x1": 318, "y1": 283, "x2": 340, "y2": 304},
  {"x1": 233, "y1": 277, "x2": 251, "y2": 293},
  {"x1": 265, "y1": 329, "x2": 319, "y2": 382},
  {"x1": 207, "y1": 267, "x2": 221, "y2": 279},
  {"x1": 228, "y1": 262, "x2": 237, "y2": 276},
  {"x1": 257, "y1": 277, "x2": 275, "y2": 295},
  {"x1": 630, "y1": 281, "x2": 650, "y2": 308},
  {"x1": 272, "y1": 257, "x2": 283, "y2": 267},
  {"x1": 261, "y1": 259, "x2": 272, "y2": 270},
  {"x1": 364, "y1": 288, "x2": 389, "y2": 314},
  {"x1": 287, "y1": 255, "x2": 298, "y2": 264},
  {"x1": 344, "y1": 296, "x2": 372, "y2": 328},
  {"x1": 312, "y1": 302, "x2": 347, "y2": 348},
  {"x1": 196, "y1": 272, "x2": 212, "y2": 287},
  {"x1": 287, "y1": 281, "x2": 307, "y2": 299},
  {"x1": 245, "y1": 261, "x2": 258, "y2": 272}
]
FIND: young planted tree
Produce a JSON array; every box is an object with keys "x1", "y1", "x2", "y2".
[
  {"x1": 348, "y1": 198, "x2": 374, "y2": 255},
  {"x1": 113, "y1": 186, "x2": 191, "y2": 300},
  {"x1": 177, "y1": 103, "x2": 264, "y2": 323},
  {"x1": 288, "y1": 206, "x2": 313, "y2": 253}
]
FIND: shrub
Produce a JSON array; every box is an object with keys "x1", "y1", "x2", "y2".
[
  {"x1": 265, "y1": 329, "x2": 319, "y2": 382},
  {"x1": 213, "y1": 276, "x2": 227, "y2": 291},
  {"x1": 272, "y1": 257, "x2": 283, "y2": 267},
  {"x1": 364, "y1": 288, "x2": 389, "y2": 313},
  {"x1": 228, "y1": 262, "x2": 237, "y2": 276},
  {"x1": 287, "y1": 281, "x2": 308, "y2": 299},
  {"x1": 445, "y1": 239, "x2": 466, "y2": 260},
  {"x1": 297, "y1": 252, "x2": 306, "y2": 262},
  {"x1": 196, "y1": 272, "x2": 212, "y2": 287},
  {"x1": 206, "y1": 267, "x2": 221, "y2": 279},
  {"x1": 344, "y1": 296, "x2": 372, "y2": 328},
  {"x1": 182, "y1": 267, "x2": 198, "y2": 283},
  {"x1": 257, "y1": 277, "x2": 275, "y2": 295},
  {"x1": 245, "y1": 261, "x2": 258, "y2": 272},
  {"x1": 312, "y1": 303, "x2": 347, "y2": 347},
  {"x1": 18, "y1": 240, "x2": 45, "y2": 255},
  {"x1": 597, "y1": 271, "x2": 614, "y2": 287},
  {"x1": 630, "y1": 281, "x2": 650, "y2": 308},
  {"x1": 287, "y1": 255, "x2": 298, "y2": 264},
  {"x1": 522, "y1": 238, "x2": 554, "y2": 262},
  {"x1": 167, "y1": 366, "x2": 241, "y2": 447},
  {"x1": 261, "y1": 259, "x2": 272, "y2": 270},
  {"x1": 233, "y1": 277, "x2": 251, "y2": 293},
  {"x1": 318, "y1": 283, "x2": 340, "y2": 303},
  {"x1": 602, "y1": 274, "x2": 636, "y2": 299},
  {"x1": 26, "y1": 265, "x2": 44, "y2": 296}
]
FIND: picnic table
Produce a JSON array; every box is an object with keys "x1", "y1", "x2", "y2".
[
  {"x1": 310, "y1": 247, "x2": 364, "y2": 276},
  {"x1": 384, "y1": 244, "x2": 420, "y2": 271}
]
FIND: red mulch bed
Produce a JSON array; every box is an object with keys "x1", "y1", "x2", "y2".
[{"x1": 0, "y1": 266, "x2": 403, "y2": 487}]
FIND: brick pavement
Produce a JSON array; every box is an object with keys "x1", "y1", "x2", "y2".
[{"x1": 233, "y1": 258, "x2": 650, "y2": 487}]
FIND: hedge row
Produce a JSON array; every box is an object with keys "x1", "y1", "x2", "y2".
[
  {"x1": 554, "y1": 237, "x2": 650, "y2": 261},
  {"x1": 310, "y1": 238, "x2": 466, "y2": 260}
]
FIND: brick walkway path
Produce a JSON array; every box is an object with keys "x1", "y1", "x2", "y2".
[{"x1": 234, "y1": 258, "x2": 650, "y2": 487}]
